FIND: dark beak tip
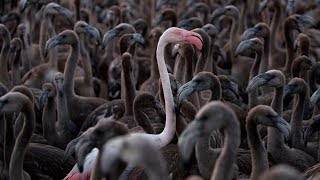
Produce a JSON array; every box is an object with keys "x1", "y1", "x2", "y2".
[{"x1": 78, "y1": 165, "x2": 84, "y2": 173}]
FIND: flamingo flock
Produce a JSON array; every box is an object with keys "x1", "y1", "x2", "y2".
[{"x1": 0, "y1": 0, "x2": 320, "y2": 179}]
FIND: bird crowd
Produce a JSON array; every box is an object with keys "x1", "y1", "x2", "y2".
[{"x1": 0, "y1": 0, "x2": 320, "y2": 179}]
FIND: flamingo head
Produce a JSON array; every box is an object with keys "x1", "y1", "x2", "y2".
[{"x1": 160, "y1": 27, "x2": 203, "y2": 50}]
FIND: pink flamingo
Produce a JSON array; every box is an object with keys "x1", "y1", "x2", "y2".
[{"x1": 64, "y1": 27, "x2": 203, "y2": 179}]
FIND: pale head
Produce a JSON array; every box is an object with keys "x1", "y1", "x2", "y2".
[{"x1": 159, "y1": 27, "x2": 203, "y2": 50}]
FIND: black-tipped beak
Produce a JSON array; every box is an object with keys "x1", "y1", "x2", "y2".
[
  {"x1": 242, "y1": 27, "x2": 258, "y2": 41},
  {"x1": 235, "y1": 40, "x2": 251, "y2": 57},
  {"x1": 102, "y1": 29, "x2": 117, "y2": 49},
  {"x1": 246, "y1": 74, "x2": 271, "y2": 93},
  {"x1": 44, "y1": 35, "x2": 60, "y2": 57},
  {"x1": 228, "y1": 81, "x2": 240, "y2": 99},
  {"x1": 132, "y1": 33, "x2": 145, "y2": 47},
  {"x1": 85, "y1": 26, "x2": 101, "y2": 46},
  {"x1": 177, "y1": 81, "x2": 197, "y2": 107},
  {"x1": 284, "y1": 84, "x2": 296, "y2": 98},
  {"x1": 272, "y1": 115, "x2": 291, "y2": 140}
]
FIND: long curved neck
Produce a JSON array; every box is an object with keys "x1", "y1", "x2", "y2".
[
  {"x1": 164, "y1": 43, "x2": 174, "y2": 71},
  {"x1": 0, "y1": 33, "x2": 12, "y2": 89},
  {"x1": 150, "y1": 42, "x2": 160, "y2": 78},
  {"x1": 260, "y1": 36, "x2": 270, "y2": 74},
  {"x1": 46, "y1": 15, "x2": 58, "y2": 68},
  {"x1": 122, "y1": 64, "x2": 135, "y2": 118},
  {"x1": 10, "y1": 101, "x2": 35, "y2": 180},
  {"x1": 268, "y1": 86, "x2": 285, "y2": 154},
  {"x1": 42, "y1": 96, "x2": 59, "y2": 144},
  {"x1": 4, "y1": 115, "x2": 15, "y2": 171},
  {"x1": 134, "y1": 106, "x2": 156, "y2": 134},
  {"x1": 11, "y1": 48, "x2": 22, "y2": 85},
  {"x1": 209, "y1": 42, "x2": 218, "y2": 75},
  {"x1": 283, "y1": 24, "x2": 295, "y2": 77},
  {"x1": 195, "y1": 133, "x2": 218, "y2": 179},
  {"x1": 187, "y1": 63, "x2": 200, "y2": 109},
  {"x1": 21, "y1": 32, "x2": 32, "y2": 73},
  {"x1": 39, "y1": 15, "x2": 50, "y2": 63},
  {"x1": 209, "y1": 80, "x2": 222, "y2": 102},
  {"x1": 247, "y1": 119, "x2": 269, "y2": 180},
  {"x1": 79, "y1": 34, "x2": 93, "y2": 85},
  {"x1": 291, "y1": 91, "x2": 306, "y2": 150},
  {"x1": 56, "y1": 84, "x2": 77, "y2": 139},
  {"x1": 173, "y1": 54, "x2": 185, "y2": 83},
  {"x1": 239, "y1": 2, "x2": 247, "y2": 34},
  {"x1": 211, "y1": 124, "x2": 239, "y2": 180},
  {"x1": 155, "y1": 38, "x2": 177, "y2": 147},
  {"x1": 195, "y1": 44, "x2": 209, "y2": 75},
  {"x1": 300, "y1": 70, "x2": 310, "y2": 118},
  {"x1": 120, "y1": 39, "x2": 137, "y2": 56},
  {"x1": 229, "y1": 15, "x2": 240, "y2": 64},
  {"x1": 309, "y1": 67, "x2": 319, "y2": 94},
  {"x1": 194, "y1": 52, "x2": 207, "y2": 75},
  {"x1": 249, "y1": 51, "x2": 262, "y2": 109},
  {"x1": 64, "y1": 43, "x2": 80, "y2": 98},
  {"x1": 270, "y1": 4, "x2": 281, "y2": 54}
]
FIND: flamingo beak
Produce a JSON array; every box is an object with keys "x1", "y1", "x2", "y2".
[
  {"x1": 44, "y1": 35, "x2": 60, "y2": 57},
  {"x1": 184, "y1": 32, "x2": 203, "y2": 50},
  {"x1": 272, "y1": 116, "x2": 291, "y2": 140},
  {"x1": 85, "y1": 25, "x2": 101, "y2": 46},
  {"x1": 242, "y1": 27, "x2": 258, "y2": 41},
  {"x1": 246, "y1": 73, "x2": 274, "y2": 93}
]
